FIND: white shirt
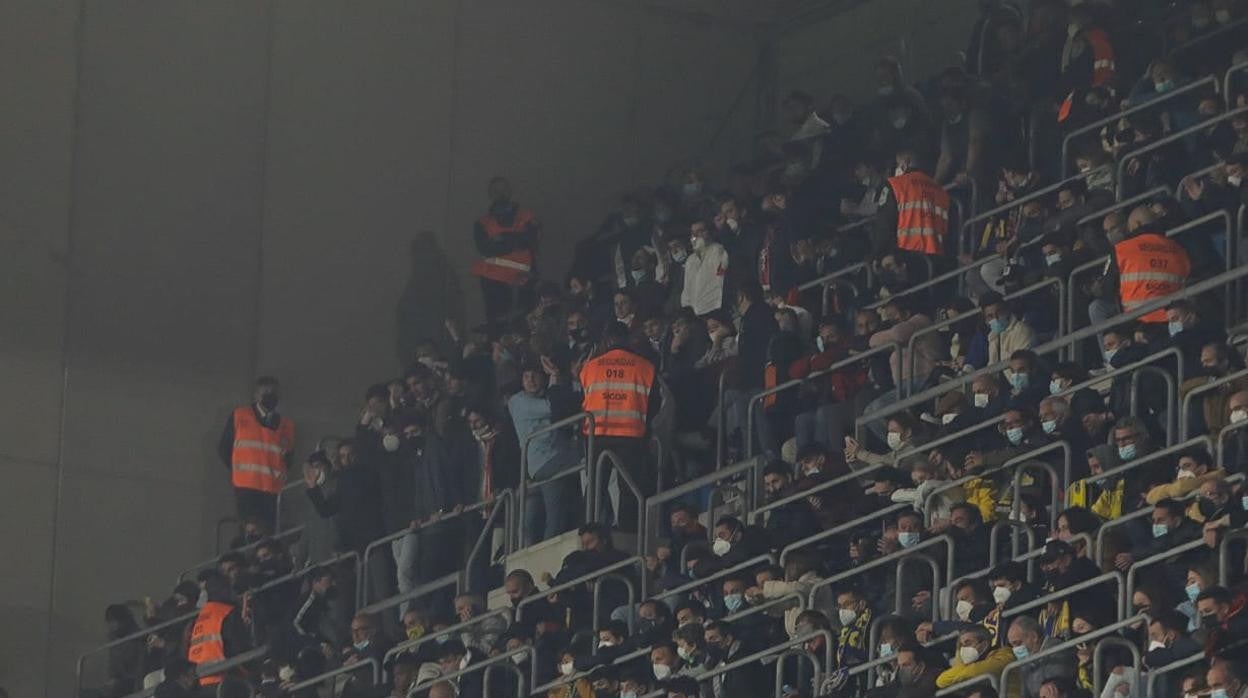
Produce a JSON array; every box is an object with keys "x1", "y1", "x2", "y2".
[{"x1": 681, "y1": 242, "x2": 729, "y2": 316}]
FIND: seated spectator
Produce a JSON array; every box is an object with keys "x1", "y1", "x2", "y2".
[
  {"x1": 760, "y1": 461, "x2": 820, "y2": 549},
  {"x1": 1197, "y1": 587, "x2": 1248, "y2": 661},
  {"x1": 844, "y1": 411, "x2": 928, "y2": 468},
  {"x1": 703, "y1": 620, "x2": 769, "y2": 698},
  {"x1": 1008, "y1": 616, "x2": 1076, "y2": 698},
  {"x1": 935, "y1": 626, "x2": 1014, "y2": 689}
]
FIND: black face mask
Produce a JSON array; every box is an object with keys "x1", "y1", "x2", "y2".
[
  {"x1": 1197, "y1": 497, "x2": 1222, "y2": 519},
  {"x1": 259, "y1": 394, "x2": 279, "y2": 411},
  {"x1": 1201, "y1": 613, "x2": 1220, "y2": 630},
  {"x1": 570, "y1": 328, "x2": 589, "y2": 343}
]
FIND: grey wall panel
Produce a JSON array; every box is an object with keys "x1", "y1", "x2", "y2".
[
  {"x1": 0, "y1": 0, "x2": 75, "y2": 468},
  {"x1": 0, "y1": 458, "x2": 56, "y2": 696},
  {"x1": 257, "y1": 0, "x2": 458, "y2": 444}
]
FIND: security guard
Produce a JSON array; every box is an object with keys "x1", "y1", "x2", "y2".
[
  {"x1": 577, "y1": 321, "x2": 658, "y2": 530},
  {"x1": 1092, "y1": 205, "x2": 1191, "y2": 324},
  {"x1": 186, "y1": 573, "x2": 250, "y2": 688},
  {"x1": 473, "y1": 176, "x2": 540, "y2": 331},
  {"x1": 872, "y1": 147, "x2": 951, "y2": 258},
  {"x1": 218, "y1": 376, "x2": 295, "y2": 528}
]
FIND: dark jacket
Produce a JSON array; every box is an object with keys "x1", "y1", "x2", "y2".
[
  {"x1": 306, "y1": 467, "x2": 387, "y2": 553},
  {"x1": 762, "y1": 495, "x2": 821, "y2": 551},
  {"x1": 737, "y1": 301, "x2": 779, "y2": 390},
  {"x1": 375, "y1": 434, "x2": 460, "y2": 532}
]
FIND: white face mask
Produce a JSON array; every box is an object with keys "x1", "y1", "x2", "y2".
[
  {"x1": 509, "y1": 649, "x2": 528, "y2": 665},
  {"x1": 942, "y1": 412, "x2": 958, "y2": 425},
  {"x1": 959, "y1": 645, "x2": 982, "y2": 664},
  {"x1": 956, "y1": 599, "x2": 974, "y2": 621},
  {"x1": 653, "y1": 663, "x2": 672, "y2": 680},
  {"x1": 886, "y1": 431, "x2": 903, "y2": 450},
  {"x1": 894, "y1": 165, "x2": 908, "y2": 176},
  {"x1": 838, "y1": 608, "x2": 859, "y2": 626},
  {"x1": 458, "y1": 654, "x2": 470, "y2": 670},
  {"x1": 1176, "y1": 468, "x2": 1196, "y2": 480},
  {"x1": 973, "y1": 392, "x2": 990, "y2": 409},
  {"x1": 1148, "y1": 639, "x2": 1166, "y2": 652},
  {"x1": 725, "y1": 218, "x2": 739, "y2": 232},
  {"x1": 690, "y1": 236, "x2": 706, "y2": 251},
  {"x1": 560, "y1": 661, "x2": 575, "y2": 676},
  {"x1": 382, "y1": 434, "x2": 400, "y2": 452},
  {"x1": 1229, "y1": 174, "x2": 1244, "y2": 188},
  {"x1": 992, "y1": 586, "x2": 1012, "y2": 605},
  {"x1": 671, "y1": 249, "x2": 688, "y2": 263},
  {"x1": 712, "y1": 538, "x2": 732, "y2": 557},
  {"x1": 1232, "y1": 408, "x2": 1248, "y2": 424}
]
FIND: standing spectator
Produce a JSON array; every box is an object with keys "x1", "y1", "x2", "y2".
[
  {"x1": 218, "y1": 376, "x2": 295, "y2": 528},
  {"x1": 578, "y1": 322, "x2": 659, "y2": 530},
  {"x1": 510, "y1": 360, "x2": 581, "y2": 544},
  {"x1": 472, "y1": 176, "x2": 540, "y2": 331},
  {"x1": 873, "y1": 147, "x2": 951, "y2": 259},
  {"x1": 303, "y1": 447, "x2": 384, "y2": 555},
  {"x1": 681, "y1": 219, "x2": 730, "y2": 316}
]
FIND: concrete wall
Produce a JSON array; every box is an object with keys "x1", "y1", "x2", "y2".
[
  {"x1": 0, "y1": 0, "x2": 988, "y2": 693},
  {"x1": 0, "y1": 1, "x2": 760, "y2": 695}
]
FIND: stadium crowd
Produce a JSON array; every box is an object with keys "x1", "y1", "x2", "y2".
[{"x1": 82, "y1": 1, "x2": 1248, "y2": 697}]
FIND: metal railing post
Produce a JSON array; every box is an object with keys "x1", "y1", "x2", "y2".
[{"x1": 1116, "y1": 107, "x2": 1248, "y2": 200}]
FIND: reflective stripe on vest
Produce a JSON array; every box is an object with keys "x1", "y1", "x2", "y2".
[
  {"x1": 231, "y1": 406, "x2": 294, "y2": 494},
  {"x1": 472, "y1": 209, "x2": 536, "y2": 285},
  {"x1": 579, "y1": 349, "x2": 656, "y2": 438},
  {"x1": 887, "y1": 171, "x2": 950, "y2": 255},
  {"x1": 1086, "y1": 28, "x2": 1116, "y2": 87},
  {"x1": 1114, "y1": 233, "x2": 1190, "y2": 323},
  {"x1": 188, "y1": 602, "x2": 233, "y2": 686}
]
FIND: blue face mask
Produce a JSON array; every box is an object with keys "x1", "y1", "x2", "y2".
[
  {"x1": 1050, "y1": 379, "x2": 1064, "y2": 396},
  {"x1": 1186, "y1": 582, "x2": 1201, "y2": 601},
  {"x1": 1010, "y1": 372, "x2": 1029, "y2": 391},
  {"x1": 1243, "y1": 495, "x2": 1248, "y2": 511},
  {"x1": 988, "y1": 318, "x2": 1007, "y2": 334},
  {"x1": 1012, "y1": 645, "x2": 1030, "y2": 660},
  {"x1": 724, "y1": 594, "x2": 745, "y2": 612},
  {"x1": 1152, "y1": 523, "x2": 1169, "y2": 538},
  {"x1": 1168, "y1": 320, "x2": 1184, "y2": 337},
  {"x1": 1155, "y1": 80, "x2": 1176, "y2": 93},
  {"x1": 630, "y1": 270, "x2": 646, "y2": 283},
  {"x1": 621, "y1": 693, "x2": 638, "y2": 698},
  {"x1": 1042, "y1": 419, "x2": 1058, "y2": 435},
  {"x1": 1118, "y1": 443, "x2": 1137, "y2": 461},
  {"x1": 1006, "y1": 427, "x2": 1025, "y2": 445},
  {"x1": 898, "y1": 531, "x2": 920, "y2": 548},
  {"x1": 1211, "y1": 689, "x2": 1229, "y2": 698},
  {"x1": 879, "y1": 642, "x2": 895, "y2": 657}
]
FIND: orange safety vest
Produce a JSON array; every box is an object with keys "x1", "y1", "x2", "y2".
[
  {"x1": 187, "y1": 601, "x2": 233, "y2": 685},
  {"x1": 231, "y1": 406, "x2": 295, "y2": 494},
  {"x1": 1115, "y1": 233, "x2": 1190, "y2": 323},
  {"x1": 471, "y1": 209, "x2": 537, "y2": 286},
  {"x1": 887, "y1": 171, "x2": 950, "y2": 255},
  {"x1": 579, "y1": 348, "x2": 656, "y2": 438},
  {"x1": 762, "y1": 364, "x2": 779, "y2": 410}
]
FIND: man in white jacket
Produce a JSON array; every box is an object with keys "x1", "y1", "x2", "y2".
[{"x1": 680, "y1": 220, "x2": 729, "y2": 317}]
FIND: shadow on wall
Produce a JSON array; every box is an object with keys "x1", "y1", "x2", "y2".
[{"x1": 396, "y1": 230, "x2": 463, "y2": 367}]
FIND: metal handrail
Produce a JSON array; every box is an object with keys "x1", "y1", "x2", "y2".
[
  {"x1": 857, "y1": 259, "x2": 1248, "y2": 436},
  {"x1": 359, "y1": 571, "x2": 459, "y2": 619},
  {"x1": 686, "y1": 630, "x2": 835, "y2": 690},
  {"x1": 987, "y1": 518, "x2": 1038, "y2": 579},
  {"x1": 1227, "y1": 61, "x2": 1248, "y2": 102},
  {"x1": 517, "y1": 410, "x2": 594, "y2": 550},
  {"x1": 960, "y1": 169, "x2": 1105, "y2": 249},
  {"x1": 655, "y1": 553, "x2": 775, "y2": 602},
  {"x1": 749, "y1": 461, "x2": 891, "y2": 525},
  {"x1": 806, "y1": 535, "x2": 954, "y2": 615},
  {"x1": 591, "y1": 450, "x2": 646, "y2": 547},
  {"x1": 411, "y1": 645, "x2": 527, "y2": 697},
  {"x1": 1092, "y1": 635, "x2": 1142, "y2": 697},
  {"x1": 76, "y1": 609, "x2": 199, "y2": 696},
  {"x1": 904, "y1": 275, "x2": 1064, "y2": 392},
  {"x1": 717, "y1": 370, "x2": 727, "y2": 469},
  {"x1": 1145, "y1": 650, "x2": 1207, "y2": 696},
  {"x1": 1074, "y1": 185, "x2": 1171, "y2": 228},
  {"x1": 746, "y1": 342, "x2": 900, "y2": 457},
  {"x1": 594, "y1": 572, "x2": 638, "y2": 634},
  {"x1": 274, "y1": 478, "x2": 304, "y2": 533},
  {"x1": 1174, "y1": 16, "x2": 1248, "y2": 59},
  {"x1": 1010, "y1": 459, "x2": 1062, "y2": 532},
  {"x1": 1132, "y1": 365, "x2": 1178, "y2": 444},
  {"x1": 360, "y1": 496, "x2": 497, "y2": 603},
  {"x1": 778, "y1": 502, "x2": 911, "y2": 566},
  {"x1": 1061, "y1": 76, "x2": 1219, "y2": 177},
  {"x1": 283, "y1": 656, "x2": 380, "y2": 692},
  {"x1": 643, "y1": 456, "x2": 764, "y2": 556},
  {"x1": 1117, "y1": 107, "x2": 1248, "y2": 199},
  {"x1": 1219, "y1": 528, "x2": 1248, "y2": 585},
  {"x1": 797, "y1": 261, "x2": 867, "y2": 292},
  {"x1": 461, "y1": 490, "x2": 513, "y2": 593},
  {"x1": 1079, "y1": 435, "x2": 1212, "y2": 489},
  {"x1": 772, "y1": 648, "x2": 822, "y2": 698},
  {"x1": 865, "y1": 256, "x2": 1001, "y2": 311},
  {"x1": 381, "y1": 607, "x2": 512, "y2": 670},
  {"x1": 197, "y1": 643, "x2": 270, "y2": 681},
  {"x1": 1216, "y1": 419, "x2": 1248, "y2": 468},
  {"x1": 936, "y1": 672, "x2": 998, "y2": 696},
  {"x1": 179, "y1": 524, "x2": 307, "y2": 583},
  {"x1": 1001, "y1": 571, "x2": 1124, "y2": 622},
  {"x1": 896, "y1": 554, "x2": 943, "y2": 623},
  {"x1": 922, "y1": 441, "x2": 1071, "y2": 528},
  {"x1": 515, "y1": 556, "x2": 644, "y2": 627},
  {"x1": 1053, "y1": 345, "x2": 1182, "y2": 419},
  {"x1": 1125, "y1": 538, "x2": 1208, "y2": 618},
  {"x1": 999, "y1": 615, "x2": 1148, "y2": 698},
  {"x1": 1187, "y1": 368, "x2": 1248, "y2": 440},
  {"x1": 725, "y1": 591, "x2": 805, "y2": 625},
  {"x1": 530, "y1": 645, "x2": 653, "y2": 695}
]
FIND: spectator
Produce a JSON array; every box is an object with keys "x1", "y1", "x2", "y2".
[
  {"x1": 936, "y1": 626, "x2": 1014, "y2": 689},
  {"x1": 509, "y1": 361, "x2": 580, "y2": 544},
  {"x1": 681, "y1": 219, "x2": 730, "y2": 316},
  {"x1": 1008, "y1": 616, "x2": 1076, "y2": 698},
  {"x1": 304, "y1": 447, "x2": 385, "y2": 556}
]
